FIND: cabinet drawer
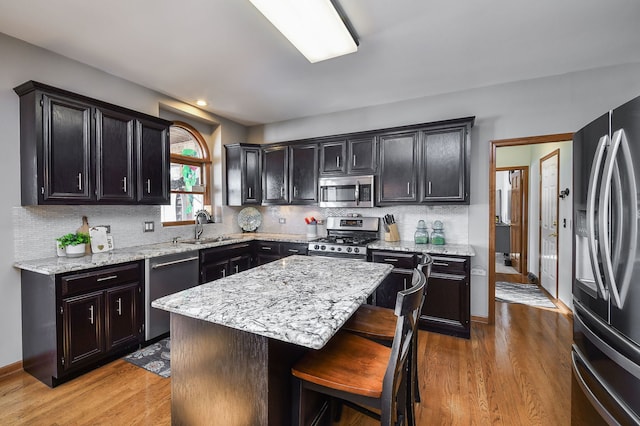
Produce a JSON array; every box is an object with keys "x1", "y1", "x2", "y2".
[
  {"x1": 281, "y1": 242, "x2": 308, "y2": 256},
  {"x1": 60, "y1": 263, "x2": 140, "y2": 297},
  {"x1": 371, "y1": 251, "x2": 416, "y2": 269},
  {"x1": 430, "y1": 256, "x2": 468, "y2": 275},
  {"x1": 200, "y1": 242, "x2": 252, "y2": 264},
  {"x1": 256, "y1": 241, "x2": 281, "y2": 254}
]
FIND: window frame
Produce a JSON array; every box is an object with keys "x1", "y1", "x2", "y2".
[{"x1": 162, "y1": 121, "x2": 212, "y2": 227}]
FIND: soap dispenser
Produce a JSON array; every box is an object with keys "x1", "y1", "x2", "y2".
[{"x1": 414, "y1": 220, "x2": 429, "y2": 244}]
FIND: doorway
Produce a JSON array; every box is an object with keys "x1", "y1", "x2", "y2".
[
  {"x1": 488, "y1": 133, "x2": 573, "y2": 324},
  {"x1": 539, "y1": 150, "x2": 560, "y2": 298}
]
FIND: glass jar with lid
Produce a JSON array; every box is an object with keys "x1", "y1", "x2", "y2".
[
  {"x1": 414, "y1": 220, "x2": 429, "y2": 244},
  {"x1": 430, "y1": 220, "x2": 446, "y2": 245}
]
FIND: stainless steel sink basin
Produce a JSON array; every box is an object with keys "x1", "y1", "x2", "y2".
[{"x1": 181, "y1": 236, "x2": 234, "y2": 245}]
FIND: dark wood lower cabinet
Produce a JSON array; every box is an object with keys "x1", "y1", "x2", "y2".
[
  {"x1": 420, "y1": 255, "x2": 470, "y2": 339},
  {"x1": 21, "y1": 262, "x2": 143, "y2": 387},
  {"x1": 375, "y1": 269, "x2": 413, "y2": 309}
]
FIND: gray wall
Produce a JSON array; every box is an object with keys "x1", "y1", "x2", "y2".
[
  {"x1": 0, "y1": 33, "x2": 247, "y2": 368},
  {"x1": 248, "y1": 62, "x2": 640, "y2": 320}
]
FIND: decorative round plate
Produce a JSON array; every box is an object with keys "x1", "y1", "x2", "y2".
[{"x1": 237, "y1": 207, "x2": 262, "y2": 232}]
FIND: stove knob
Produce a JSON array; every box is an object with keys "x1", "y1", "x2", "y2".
[
  {"x1": 314, "y1": 244, "x2": 320, "y2": 250},
  {"x1": 347, "y1": 247, "x2": 353, "y2": 253},
  {"x1": 337, "y1": 247, "x2": 342, "y2": 252},
  {"x1": 354, "y1": 247, "x2": 360, "y2": 253},
  {"x1": 330, "y1": 247, "x2": 335, "y2": 251},
  {"x1": 320, "y1": 245, "x2": 326, "y2": 250}
]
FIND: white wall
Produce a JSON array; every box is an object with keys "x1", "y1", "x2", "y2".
[
  {"x1": 0, "y1": 33, "x2": 247, "y2": 368},
  {"x1": 496, "y1": 145, "x2": 532, "y2": 168},
  {"x1": 248, "y1": 61, "x2": 640, "y2": 321}
]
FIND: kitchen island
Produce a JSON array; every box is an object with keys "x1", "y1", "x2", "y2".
[{"x1": 152, "y1": 255, "x2": 393, "y2": 425}]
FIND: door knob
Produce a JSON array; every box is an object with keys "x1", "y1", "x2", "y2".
[{"x1": 549, "y1": 232, "x2": 558, "y2": 238}]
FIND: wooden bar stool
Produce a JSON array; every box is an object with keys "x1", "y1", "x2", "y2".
[
  {"x1": 291, "y1": 267, "x2": 426, "y2": 426},
  {"x1": 342, "y1": 255, "x2": 432, "y2": 425}
]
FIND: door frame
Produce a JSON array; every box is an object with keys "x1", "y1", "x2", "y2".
[
  {"x1": 488, "y1": 133, "x2": 573, "y2": 324},
  {"x1": 538, "y1": 149, "x2": 561, "y2": 298},
  {"x1": 495, "y1": 166, "x2": 529, "y2": 284}
]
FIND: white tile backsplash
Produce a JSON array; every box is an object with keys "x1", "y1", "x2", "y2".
[{"x1": 14, "y1": 204, "x2": 468, "y2": 261}]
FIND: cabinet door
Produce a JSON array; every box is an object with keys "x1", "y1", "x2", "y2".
[
  {"x1": 105, "y1": 283, "x2": 140, "y2": 352},
  {"x1": 421, "y1": 127, "x2": 467, "y2": 203},
  {"x1": 262, "y1": 146, "x2": 288, "y2": 204},
  {"x1": 375, "y1": 269, "x2": 413, "y2": 309},
  {"x1": 348, "y1": 136, "x2": 376, "y2": 175},
  {"x1": 137, "y1": 118, "x2": 169, "y2": 204},
  {"x1": 320, "y1": 141, "x2": 346, "y2": 175},
  {"x1": 229, "y1": 255, "x2": 252, "y2": 275},
  {"x1": 378, "y1": 132, "x2": 419, "y2": 204},
  {"x1": 420, "y1": 272, "x2": 470, "y2": 338},
  {"x1": 95, "y1": 108, "x2": 135, "y2": 202},
  {"x1": 289, "y1": 144, "x2": 318, "y2": 204},
  {"x1": 42, "y1": 94, "x2": 93, "y2": 202},
  {"x1": 62, "y1": 291, "x2": 104, "y2": 371},
  {"x1": 244, "y1": 148, "x2": 262, "y2": 204},
  {"x1": 201, "y1": 259, "x2": 229, "y2": 283}
]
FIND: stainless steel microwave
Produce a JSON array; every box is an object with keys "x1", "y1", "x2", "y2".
[{"x1": 318, "y1": 175, "x2": 375, "y2": 208}]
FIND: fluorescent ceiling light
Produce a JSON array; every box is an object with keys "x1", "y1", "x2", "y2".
[{"x1": 249, "y1": 0, "x2": 358, "y2": 63}]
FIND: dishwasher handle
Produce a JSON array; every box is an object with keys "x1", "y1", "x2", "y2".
[{"x1": 152, "y1": 256, "x2": 199, "y2": 269}]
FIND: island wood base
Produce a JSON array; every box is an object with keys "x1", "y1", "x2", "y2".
[{"x1": 171, "y1": 313, "x2": 327, "y2": 425}]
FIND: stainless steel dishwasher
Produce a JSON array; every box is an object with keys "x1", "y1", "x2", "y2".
[{"x1": 145, "y1": 251, "x2": 199, "y2": 341}]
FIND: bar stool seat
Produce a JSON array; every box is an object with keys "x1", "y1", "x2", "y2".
[{"x1": 343, "y1": 304, "x2": 396, "y2": 341}]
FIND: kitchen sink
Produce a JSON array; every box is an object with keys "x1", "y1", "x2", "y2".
[{"x1": 181, "y1": 236, "x2": 235, "y2": 245}]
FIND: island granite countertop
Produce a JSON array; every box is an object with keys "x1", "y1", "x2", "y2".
[{"x1": 152, "y1": 255, "x2": 393, "y2": 349}]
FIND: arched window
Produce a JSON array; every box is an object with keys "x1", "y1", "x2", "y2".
[{"x1": 161, "y1": 121, "x2": 212, "y2": 226}]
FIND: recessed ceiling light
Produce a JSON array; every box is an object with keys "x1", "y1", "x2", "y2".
[
  {"x1": 249, "y1": 0, "x2": 358, "y2": 63},
  {"x1": 196, "y1": 100, "x2": 207, "y2": 107}
]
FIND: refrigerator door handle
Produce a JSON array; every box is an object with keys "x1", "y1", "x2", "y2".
[
  {"x1": 599, "y1": 129, "x2": 637, "y2": 309},
  {"x1": 572, "y1": 345, "x2": 640, "y2": 425},
  {"x1": 587, "y1": 134, "x2": 610, "y2": 301}
]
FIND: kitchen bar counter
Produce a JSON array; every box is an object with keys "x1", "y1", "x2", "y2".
[
  {"x1": 152, "y1": 255, "x2": 392, "y2": 349},
  {"x1": 153, "y1": 255, "x2": 393, "y2": 425}
]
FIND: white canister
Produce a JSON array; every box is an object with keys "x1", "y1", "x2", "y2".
[{"x1": 306, "y1": 223, "x2": 317, "y2": 238}]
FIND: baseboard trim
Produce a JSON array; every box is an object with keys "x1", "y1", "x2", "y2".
[
  {"x1": 471, "y1": 315, "x2": 489, "y2": 324},
  {"x1": 0, "y1": 360, "x2": 23, "y2": 379}
]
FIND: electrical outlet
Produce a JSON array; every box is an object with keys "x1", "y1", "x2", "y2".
[
  {"x1": 278, "y1": 218, "x2": 286, "y2": 224},
  {"x1": 143, "y1": 221, "x2": 155, "y2": 232}
]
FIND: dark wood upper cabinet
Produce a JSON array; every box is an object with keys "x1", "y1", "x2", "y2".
[
  {"x1": 347, "y1": 136, "x2": 376, "y2": 175},
  {"x1": 136, "y1": 118, "x2": 170, "y2": 204},
  {"x1": 319, "y1": 140, "x2": 346, "y2": 175},
  {"x1": 14, "y1": 81, "x2": 171, "y2": 205},
  {"x1": 95, "y1": 108, "x2": 135, "y2": 202},
  {"x1": 225, "y1": 143, "x2": 262, "y2": 206},
  {"x1": 262, "y1": 145, "x2": 288, "y2": 204},
  {"x1": 377, "y1": 131, "x2": 419, "y2": 204},
  {"x1": 42, "y1": 94, "x2": 93, "y2": 203},
  {"x1": 289, "y1": 143, "x2": 318, "y2": 204},
  {"x1": 420, "y1": 126, "x2": 469, "y2": 203}
]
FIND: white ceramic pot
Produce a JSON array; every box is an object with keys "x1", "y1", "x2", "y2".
[{"x1": 65, "y1": 243, "x2": 86, "y2": 258}]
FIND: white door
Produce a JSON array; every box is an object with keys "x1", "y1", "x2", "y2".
[{"x1": 540, "y1": 152, "x2": 559, "y2": 297}]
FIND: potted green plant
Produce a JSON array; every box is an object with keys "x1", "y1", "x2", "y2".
[{"x1": 56, "y1": 232, "x2": 90, "y2": 258}]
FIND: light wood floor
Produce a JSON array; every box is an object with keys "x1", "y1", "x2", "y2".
[{"x1": 0, "y1": 301, "x2": 572, "y2": 425}]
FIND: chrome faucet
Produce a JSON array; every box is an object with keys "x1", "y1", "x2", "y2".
[{"x1": 194, "y1": 210, "x2": 210, "y2": 240}]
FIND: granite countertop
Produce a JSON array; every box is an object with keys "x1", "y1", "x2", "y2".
[
  {"x1": 14, "y1": 233, "x2": 316, "y2": 275},
  {"x1": 368, "y1": 240, "x2": 476, "y2": 257},
  {"x1": 152, "y1": 255, "x2": 393, "y2": 349}
]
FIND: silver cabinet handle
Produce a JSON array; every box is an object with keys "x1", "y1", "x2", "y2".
[
  {"x1": 152, "y1": 257, "x2": 199, "y2": 269},
  {"x1": 97, "y1": 275, "x2": 118, "y2": 282},
  {"x1": 586, "y1": 134, "x2": 609, "y2": 301},
  {"x1": 261, "y1": 246, "x2": 272, "y2": 251},
  {"x1": 353, "y1": 155, "x2": 357, "y2": 167},
  {"x1": 403, "y1": 278, "x2": 407, "y2": 289},
  {"x1": 383, "y1": 258, "x2": 398, "y2": 262},
  {"x1": 248, "y1": 186, "x2": 252, "y2": 198},
  {"x1": 146, "y1": 179, "x2": 151, "y2": 194},
  {"x1": 116, "y1": 297, "x2": 122, "y2": 316},
  {"x1": 122, "y1": 176, "x2": 127, "y2": 193},
  {"x1": 280, "y1": 186, "x2": 285, "y2": 198},
  {"x1": 234, "y1": 265, "x2": 239, "y2": 273},
  {"x1": 89, "y1": 305, "x2": 94, "y2": 325},
  {"x1": 222, "y1": 269, "x2": 226, "y2": 278},
  {"x1": 336, "y1": 157, "x2": 340, "y2": 168},
  {"x1": 294, "y1": 186, "x2": 298, "y2": 197},
  {"x1": 77, "y1": 173, "x2": 83, "y2": 191},
  {"x1": 433, "y1": 262, "x2": 449, "y2": 267},
  {"x1": 428, "y1": 181, "x2": 432, "y2": 195},
  {"x1": 406, "y1": 182, "x2": 410, "y2": 195},
  {"x1": 288, "y1": 249, "x2": 299, "y2": 253}
]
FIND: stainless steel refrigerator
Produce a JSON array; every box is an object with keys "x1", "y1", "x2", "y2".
[{"x1": 572, "y1": 95, "x2": 640, "y2": 425}]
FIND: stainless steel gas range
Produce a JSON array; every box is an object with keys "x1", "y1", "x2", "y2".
[{"x1": 307, "y1": 216, "x2": 379, "y2": 260}]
